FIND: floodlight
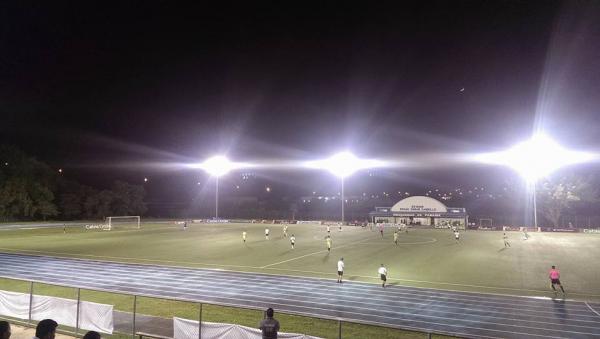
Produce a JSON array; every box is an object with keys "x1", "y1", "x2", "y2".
[
  {"x1": 201, "y1": 156, "x2": 234, "y2": 177},
  {"x1": 304, "y1": 151, "x2": 384, "y2": 178},
  {"x1": 327, "y1": 152, "x2": 361, "y2": 178},
  {"x1": 474, "y1": 134, "x2": 595, "y2": 182},
  {"x1": 303, "y1": 151, "x2": 385, "y2": 224}
]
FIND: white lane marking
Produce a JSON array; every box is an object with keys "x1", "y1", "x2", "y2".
[
  {"x1": 2, "y1": 249, "x2": 600, "y2": 304},
  {"x1": 586, "y1": 302, "x2": 600, "y2": 318},
  {"x1": 1, "y1": 257, "x2": 598, "y2": 322},
  {"x1": 0, "y1": 268, "x2": 594, "y2": 338}
]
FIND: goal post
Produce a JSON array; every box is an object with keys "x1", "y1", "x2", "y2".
[
  {"x1": 106, "y1": 216, "x2": 141, "y2": 230},
  {"x1": 479, "y1": 218, "x2": 493, "y2": 228}
]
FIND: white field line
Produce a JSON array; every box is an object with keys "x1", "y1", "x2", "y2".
[
  {"x1": 3, "y1": 253, "x2": 570, "y2": 312},
  {"x1": 8, "y1": 265, "x2": 590, "y2": 325},
  {"x1": 0, "y1": 267, "x2": 596, "y2": 337},
  {"x1": 1, "y1": 256, "x2": 597, "y2": 320},
  {"x1": 0, "y1": 247, "x2": 600, "y2": 301},
  {"x1": 0, "y1": 247, "x2": 260, "y2": 269},
  {"x1": 2, "y1": 248, "x2": 600, "y2": 302},
  {"x1": 5, "y1": 266, "x2": 598, "y2": 325},
  {"x1": 260, "y1": 235, "x2": 398, "y2": 268},
  {"x1": 586, "y1": 302, "x2": 600, "y2": 318},
  {"x1": 357, "y1": 239, "x2": 437, "y2": 245}
]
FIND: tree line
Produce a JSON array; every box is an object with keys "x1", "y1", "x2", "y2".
[{"x1": 0, "y1": 145, "x2": 146, "y2": 221}]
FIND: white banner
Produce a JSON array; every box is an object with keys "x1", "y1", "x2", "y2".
[
  {"x1": 0, "y1": 290, "x2": 113, "y2": 334},
  {"x1": 174, "y1": 317, "x2": 321, "y2": 339}
]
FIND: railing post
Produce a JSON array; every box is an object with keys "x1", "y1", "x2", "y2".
[
  {"x1": 198, "y1": 303, "x2": 202, "y2": 339},
  {"x1": 427, "y1": 332, "x2": 432, "y2": 339},
  {"x1": 28, "y1": 281, "x2": 34, "y2": 324},
  {"x1": 338, "y1": 319, "x2": 342, "y2": 339},
  {"x1": 132, "y1": 295, "x2": 137, "y2": 339},
  {"x1": 75, "y1": 288, "x2": 81, "y2": 336}
]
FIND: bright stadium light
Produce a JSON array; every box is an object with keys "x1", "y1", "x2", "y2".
[
  {"x1": 304, "y1": 151, "x2": 385, "y2": 224},
  {"x1": 474, "y1": 134, "x2": 594, "y2": 183},
  {"x1": 474, "y1": 133, "x2": 596, "y2": 227},
  {"x1": 200, "y1": 155, "x2": 236, "y2": 220},
  {"x1": 201, "y1": 155, "x2": 235, "y2": 177},
  {"x1": 324, "y1": 151, "x2": 362, "y2": 178}
]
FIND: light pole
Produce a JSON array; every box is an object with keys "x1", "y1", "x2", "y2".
[
  {"x1": 201, "y1": 156, "x2": 234, "y2": 220},
  {"x1": 312, "y1": 152, "x2": 371, "y2": 224},
  {"x1": 304, "y1": 152, "x2": 385, "y2": 224},
  {"x1": 474, "y1": 133, "x2": 595, "y2": 228}
]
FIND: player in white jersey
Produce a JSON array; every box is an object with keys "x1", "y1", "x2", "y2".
[
  {"x1": 337, "y1": 258, "x2": 344, "y2": 283},
  {"x1": 265, "y1": 228, "x2": 270, "y2": 240},
  {"x1": 503, "y1": 233, "x2": 510, "y2": 247},
  {"x1": 290, "y1": 234, "x2": 296, "y2": 249},
  {"x1": 454, "y1": 230, "x2": 460, "y2": 242},
  {"x1": 242, "y1": 231, "x2": 247, "y2": 243},
  {"x1": 378, "y1": 264, "x2": 388, "y2": 287}
]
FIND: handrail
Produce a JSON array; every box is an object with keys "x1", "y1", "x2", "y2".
[{"x1": 0, "y1": 275, "x2": 453, "y2": 338}]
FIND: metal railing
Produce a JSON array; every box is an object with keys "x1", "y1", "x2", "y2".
[{"x1": 0, "y1": 276, "x2": 452, "y2": 339}]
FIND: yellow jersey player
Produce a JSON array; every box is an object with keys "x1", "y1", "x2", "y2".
[
  {"x1": 393, "y1": 231, "x2": 398, "y2": 245},
  {"x1": 326, "y1": 235, "x2": 332, "y2": 252}
]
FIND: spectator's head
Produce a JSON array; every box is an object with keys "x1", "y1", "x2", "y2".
[
  {"x1": 266, "y1": 308, "x2": 274, "y2": 318},
  {"x1": 35, "y1": 319, "x2": 58, "y2": 339},
  {"x1": 552, "y1": 265, "x2": 556, "y2": 269},
  {"x1": 83, "y1": 331, "x2": 101, "y2": 339},
  {"x1": 0, "y1": 321, "x2": 11, "y2": 339}
]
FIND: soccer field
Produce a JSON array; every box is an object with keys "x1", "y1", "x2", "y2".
[{"x1": 1, "y1": 222, "x2": 599, "y2": 301}]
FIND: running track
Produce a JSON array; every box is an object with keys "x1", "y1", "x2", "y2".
[{"x1": 1, "y1": 253, "x2": 599, "y2": 338}]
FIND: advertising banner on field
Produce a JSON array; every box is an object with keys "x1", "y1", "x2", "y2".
[
  {"x1": 583, "y1": 229, "x2": 600, "y2": 234},
  {"x1": 539, "y1": 228, "x2": 579, "y2": 233}
]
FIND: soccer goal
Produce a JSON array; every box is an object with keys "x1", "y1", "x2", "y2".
[
  {"x1": 479, "y1": 218, "x2": 493, "y2": 228},
  {"x1": 106, "y1": 216, "x2": 141, "y2": 230}
]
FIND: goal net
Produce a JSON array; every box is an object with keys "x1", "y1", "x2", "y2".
[
  {"x1": 479, "y1": 218, "x2": 493, "y2": 228},
  {"x1": 106, "y1": 216, "x2": 141, "y2": 230}
]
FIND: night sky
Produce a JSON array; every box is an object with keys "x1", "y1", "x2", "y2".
[{"x1": 2, "y1": 1, "x2": 600, "y2": 204}]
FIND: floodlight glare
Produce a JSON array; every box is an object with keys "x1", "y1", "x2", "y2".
[
  {"x1": 201, "y1": 156, "x2": 234, "y2": 177},
  {"x1": 474, "y1": 134, "x2": 595, "y2": 182},
  {"x1": 304, "y1": 151, "x2": 384, "y2": 178},
  {"x1": 327, "y1": 151, "x2": 361, "y2": 178}
]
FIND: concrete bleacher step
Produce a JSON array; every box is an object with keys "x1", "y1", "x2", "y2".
[{"x1": 114, "y1": 310, "x2": 173, "y2": 338}]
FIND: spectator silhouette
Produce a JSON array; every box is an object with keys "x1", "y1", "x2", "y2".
[
  {"x1": 83, "y1": 331, "x2": 101, "y2": 339},
  {"x1": 0, "y1": 321, "x2": 11, "y2": 339},
  {"x1": 259, "y1": 307, "x2": 280, "y2": 339},
  {"x1": 35, "y1": 319, "x2": 57, "y2": 339}
]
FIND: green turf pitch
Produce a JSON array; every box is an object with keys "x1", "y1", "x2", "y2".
[{"x1": 1, "y1": 222, "x2": 599, "y2": 301}]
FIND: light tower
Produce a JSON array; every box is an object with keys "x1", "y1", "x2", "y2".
[
  {"x1": 475, "y1": 134, "x2": 594, "y2": 228},
  {"x1": 305, "y1": 152, "x2": 383, "y2": 224},
  {"x1": 201, "y1": 156, "x2": 235, "y2": 220}
]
